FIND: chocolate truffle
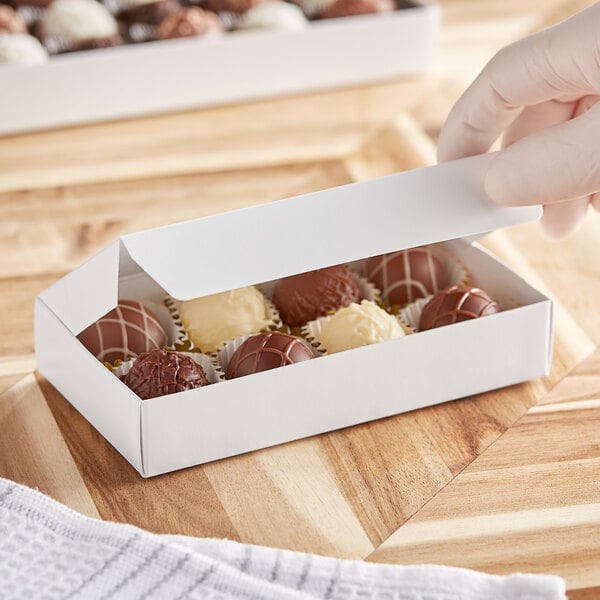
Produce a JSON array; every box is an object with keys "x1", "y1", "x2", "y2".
[
  {"x1": 319, "y1": 300, "x2": 405, "y2": 354},
  {"x1": 179, "y1": 286, "x2": 274, "y2": 354},
  {"x1": 157, "y1": 7, "x2": 222, "y2": 39},
  {"x1": 118, "y1": 0, "x2": 180, "y2": 26},
  {"x1": 0, "y1": 33, "x2": 48, "y2": 64},
  {"x1": 272, "y1": 265, "x2": 361, "y2": 328},
  {"x1": 40, "y1": 0, "x2": 119, "y2": 41},
  {"x1": 226, "y1": 331, "x2": 314, "y2": 379},
  {"x1": 0, "y1": 6, "x2": 27, "y2": 34},
  {"x1": 203, "y1": 0, "x2": 264, "y2": 14},
  {"x1": 319, "y1": 0, "x2": 394, "y2": 18},
  {"x1": 238, "y1": 1, "x2": 308, "y2": 30},
  {"x1": 123, "y1": 349, "x2": 210, "y2": 400},
  {"x1": 418, "y1": 285, "x2": 500, "y2": 331},
  {"x1": 366, "y1": 246, "x2": 444, "y2": 307},
  {"x1": 78, "y1": 299, "x2": 168, "y2": 364}
]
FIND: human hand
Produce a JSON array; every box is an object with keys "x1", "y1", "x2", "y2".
[{"x1": 437, "y1": 2, "x2": 600, "y2": 240}]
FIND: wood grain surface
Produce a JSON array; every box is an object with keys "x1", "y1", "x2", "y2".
[{"x1": 1, "y1": 0, "x2": 599, "y2": 597}]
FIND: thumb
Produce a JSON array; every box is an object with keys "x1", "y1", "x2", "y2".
[{"x1": 485, "y1": 101, "x2": 600, "y2": 206}]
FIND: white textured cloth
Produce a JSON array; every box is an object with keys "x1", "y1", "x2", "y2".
[{"x1": 0, "y1": 478, "x2": 566, "y2": 600}]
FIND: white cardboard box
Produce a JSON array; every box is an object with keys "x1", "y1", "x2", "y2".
[
  {"x1": 35, "y1": 153, "x2": 553, "y2": 477},
  {"x1": 0, "y1": 1, "x2": 439, "y2": 136}
]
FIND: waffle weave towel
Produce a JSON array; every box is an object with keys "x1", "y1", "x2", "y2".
[{"x1": 0, "y1": 477, "x2": 566, "y2": 600}]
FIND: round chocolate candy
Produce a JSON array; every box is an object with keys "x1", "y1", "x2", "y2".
[
  {"x1": 123, "y1": 349, "x2": 210, "y2": 399},
  {"x1": 0, "y1": 6, "x2": 27, "y2": 34},
  {"x1": 157, "y1": 7, "x2": 222, "y2": 39},
  {"x1": 418, "y1": 285, "x2": 500, "y2": 331},
  {"x1": 118, "y1": 0, "x2": 180, "y2": 26},
  {"x1": 319, "y1": 0, "x2": 395, "y2": 19},
  {"x1": 366, "y1": 246, "x2": 444, "y2": 307},
  {"x1": 203, "y1": 0, "x2": 264, "y2": 14},
  {"x1": 226, "y1": 331, "x2": 314, "y2": 379},
  {"x1": 272, "y1": 264, "x2": 361, "y2": 328},
  {"x1": 78, "y1": 299, "x2": 168, "y2": 364}
]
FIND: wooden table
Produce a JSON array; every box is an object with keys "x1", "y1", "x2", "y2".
[{"x1": 1, "y1": 1, "x2": 599, "y2": 597}]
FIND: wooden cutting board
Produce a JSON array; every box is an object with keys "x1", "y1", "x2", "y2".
[{"x1": 1, "y1": 1, "x2": 599, "y2": 597}]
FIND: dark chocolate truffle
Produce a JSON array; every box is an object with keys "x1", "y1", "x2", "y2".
[
  {"x1": 78, "y1": 299, "x2": 168, "y2": 364},
  {"x1": 272, "y1": 265, "x2": 361, "y2": 327},
  {"x1": 226, "y1": 331, "x2": 314, "y2": 379},
  {"x1": 319, "y1": 0, "x2": 394, "y2": 19},
  {"x1": 366, "y1": 246, "x2": 444, "y2": 307},
  {"x1": 119, "y1": 0, "x2": 180, "y2": 26},
  {"x1": 203, "y1": 0, "x2": 264, "y2": 14},
  {"x1": 124, "y1": 349, "x2": 210, "y2": 399},
  {"x1": 418, "y1": 285, "x2": 500, "y2": 331},
  {"x1": 0, "y1": 5, "x2": 27, "y2": 34},
  {"x1": 157, "y1": 7, "x2": 222, "y2": 39}
]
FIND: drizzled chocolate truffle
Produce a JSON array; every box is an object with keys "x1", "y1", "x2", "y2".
[
  {"x1": 0, "y1": 33, "x2": 48, "y2": 64},
  {"x1": 418, "y1": 285, "x2": 499, "y2": 331},
  {"x1": 0, "y1": 6, "x2": 27, "y2": 34},
  {"x1": 226, "y1": 331, "x2": 314, "y2": 379},
  {"x1": 272, "y1": 265, "x2": 361, "y2": 327},
  {"x1": 319, "y1": 0, "x2": 394, "y2": 19},
  {"x1": 157, "y1": 7, "x2": 222, "y2": 39},
  {"x1": 78, "y1": 299, "x2": 168, "y2": 364},
  {"x1": 123, "y1": 349, "x2": 210, "y2": 399},
  {"x1": 41, "y1": 0, "x2": 119, "y2": 41},
  {"x1": 366, "y1": 246, "x2": 444, "y2": 307}
]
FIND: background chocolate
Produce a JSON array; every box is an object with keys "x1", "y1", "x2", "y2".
[
  {"x1": 272, "y1": 264, "x2": 361, "y2": 327},
  {"x1": 78, "y1": 299, "x2": 168, "y2": 363},
  {"x1": 123, "y1": 349, "x2": 210, "y2": 399},
  {"x1": 73, "y1": 33, "x2": 123, "y2": 50},
  {"x1": 203, "y1": 0, "x2": 263, "y2": 14},
  {"x1": 118, "y1": 0, "x2": 179, "y2": 26},
  {"x1": 226, "y1": 331, "x2": 314, "y2": 379},
  {"x1": 366, "y1": 246, "x2": 444, "y2": 307},
  {"x1": 319, "y1": 0, "x2": 394, "y2": 19},
  {"x1": 418, "y1": 285, "x2": 500, "y2": 331},
  {"x1": 0, "y1": 5, "x2": 27, "y2": 32},
  {"x1": 157, "y1": 7, "x2": 222, "y2": 39}
]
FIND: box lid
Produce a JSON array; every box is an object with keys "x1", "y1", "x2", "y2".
[{"x1": 39, "y1": 153, "x2": 541, "y2": 334}]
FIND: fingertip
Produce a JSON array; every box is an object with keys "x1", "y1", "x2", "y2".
[
  {"x1": 539, "y1": 198, "x2": 589, "y2": 241},
  {"x1": 591, "y1": 192, "x2": 600, "y2": 213}
]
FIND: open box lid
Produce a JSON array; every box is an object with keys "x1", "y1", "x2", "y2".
[{"x1": 39, "y1": 153, "x2": 541, "y2": 335}]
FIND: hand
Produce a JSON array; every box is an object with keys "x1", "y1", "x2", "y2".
[{"x1": 437, "y1": 2, "x2": 600, "y2": 240}]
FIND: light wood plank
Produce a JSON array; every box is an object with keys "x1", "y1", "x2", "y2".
[
  {"x1": 0, "y1": 374, "x2": 99, "y2": 518},
  {"x1": 368, "y1": 348, "x2": 600, "y2": 590}
]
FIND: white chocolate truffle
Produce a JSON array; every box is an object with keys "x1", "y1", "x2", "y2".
[
  {"x1": 180, "y1": 286, "x2": 275, "y2": 354},
  {"x1": 0, "y1": 33, "x2": 48, "y2": 65},
  {"x1": 319, "y1": 300, "x2": 405, "y2": 354},
  {"x1": 239, "y1": 1, "x2": 308, "y2": 31},
  {"x1": 41, "y1": 0, "x2": 118, "y2": 41}
]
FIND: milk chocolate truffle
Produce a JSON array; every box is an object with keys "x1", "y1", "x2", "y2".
[
  {"x1": 418, "y1": 285, "x2": 500, "y2": 331},
  {"x1": 366, "y1": 246, "x2": 444, "y2": 307},
  {"x1": 319, "y1": 300, "x2": 405, "y2": 354},
  {"x1": 157, "y1": 7, "x2": 222, "y2": 39},
  {"x1": 119, "y1": 0, "x2": 180, "y2": 26},
  {"x1": 272, "y1": 265, "x2": 361, "y2": 328},
  {"x1": 123, "y1": 349, "x2": 210, "y2": 400},
  {"x1": 78, "y1": 299, "x2": 168, "y2": 364},
  {"x1": 0, "y1": 6, "x2": 27, "y2": 34},
  {"x1": 226, "y1": 331, "x2": 314, "y2": 379},
  {"x1": 0, "y1": 33, "x2": 48, "y2": 64},
  {"x1": 239, "y1": 1, "x2": 308, "y2": 31},
  {"x1": 41, "y1": 0, "x2": 119, "y2": 41},
  {"x1": 203, "y1": 0, "x2": 264, "y2": 15},
  {"x1": 319, "y1": 0, "x2": 394, "y2": 18},
  {"x1": 180, "y1": 286, "x2": 274, "y2": 353}
]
